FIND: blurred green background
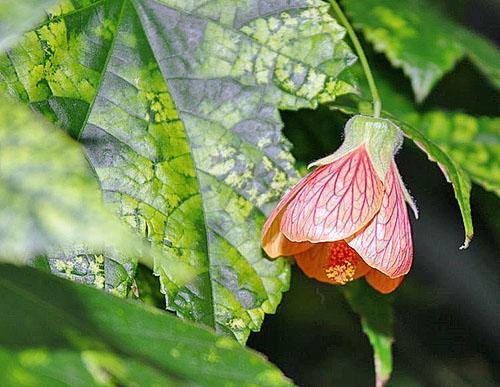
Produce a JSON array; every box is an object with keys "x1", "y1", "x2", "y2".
[{"x1": 248, "y1": 1, "x2": 500, "y2": 385}]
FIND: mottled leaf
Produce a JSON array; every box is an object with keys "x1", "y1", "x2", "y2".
[
  {"x1": 0, "y1": 0, "x2": 58, "y2": 51},
  {"x1": 47, "y1": 247, "x2": 137, "y2": 297},
  {"x1": 0, "y1": 94, "x2": 147, "y2": 262},
  {"x1": 0, "y1": 0, "x2": 358, "y2": 342},
  {"x1": 343, "y1": 0, "x2": 500, "y2": 101},
  {"x1": 0, "y1": 264, "x2": 293, "y2": 386},
  {"x1": 342, "y1": 281, "x2": 394, "y2": 387},
  {"x1": 405, "y1": 112, "x2": 500, "y2": 197}
]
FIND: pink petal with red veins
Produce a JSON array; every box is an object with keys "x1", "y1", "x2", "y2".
[
  {"x1": 281, "y1": 146, "x2": 384, "y2": 243},
  {"x1": 261, "y1": 167, "x2": 326, "y2": 258},
  {"x1": 365, "y1": 270, "x2": 405, "y2": 294},
  {"x1": 348, "y1": 162, "x2": 413, "y2": 278}
]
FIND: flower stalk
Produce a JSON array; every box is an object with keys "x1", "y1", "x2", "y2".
[{"x1": 329, "y1": 0, "x2": 382, "y2": 118}]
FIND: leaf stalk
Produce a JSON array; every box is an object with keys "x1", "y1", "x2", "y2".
[{"x1": 328, "y1": 0, "x2": 382, "y2": 118}]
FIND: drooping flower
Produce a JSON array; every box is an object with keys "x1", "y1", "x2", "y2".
[{"x1": 261, "y1": 115, "x2": 417, "y2": 293}]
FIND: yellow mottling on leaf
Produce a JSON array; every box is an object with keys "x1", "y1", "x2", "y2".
[
  {"x1": 55, "y1": 259, "x2": 65, "y2": 271},
  {"x1": 64, "y1": 261, "x2": 75, "y2": 275},
  {"x1": 215, "y1": 336, "x2": 238, "y2": 349},
  {"x1": 257, "y1": 137, "x2": 271, "y2": 148},
  {"x1": 268, "y1": 17, "x2": 280, "y2": 31},
  {"x1": 211, "y1": 159, "x2": 236, "y2": 176},
  {"x1": 294, "y1": 63, "x2": 305, "y2": 75},
  {"x1": 282, "y1": 13, "x2": 298, "y2": 27},
  {"x1": 453, "y1": 114, "x2": 479, "y2": 142},
  {"x1": 227, "y1": 317, "x2": 246, "y2": 330},
  {"x1": 93, "y1": 19, "x2": 116, "y2": 41},
  {"x1": 271, "y1": 171, "x2": 288, "y2": 192},
  {"x1": 206, "y1": 349, "x2": 220, "y2": 363},
  {"x1": 262, "y1": 156, "x2": 274, "y2": 171},
  {"x1": 89, "y1": 261, "x2": 100, "y2": 274},
  {"x1": 373, "y1": 6, "x2": 416, "y2": 37},
  {"x1": 170, "y1": 348, "x2": 181, "y2": 358},
  {"x1": 95, "y1": 275, "x2": 105, "y2": 289},
  {"x1": 19, "y1": 350, "x2": 49, "y2": 366}
]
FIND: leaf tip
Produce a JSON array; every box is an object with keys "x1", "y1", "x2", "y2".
[{"x1": 459, "y1": 234, "x2": 473, "y2": 250}]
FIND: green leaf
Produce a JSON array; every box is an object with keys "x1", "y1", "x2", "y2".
[
  {"x1": 0, "y1": 0, "x2": 58, "y2": 51},
  {"x1": 342, "y1": 0, "x2": 500, "y2": 101},
  {"x1": 0, "y1": 0, "x2": 358, "y2": 341},
  {"x1": 0, "y1": 264, "x2": 293, "y2": 386},
  {"x1": 405, "y1": 112, "x2": 500, "y2": 197},
  {"x1": 0, "y1": 94, "x2": 148, "y2": 262},
  {"x1": 394, "y1": 117, "x2": 473, "y2": 248},
  {"x1": 46, "y1": 248, "x2": 137, "y2": 297},
  {"x1": 342, "y1": 282, "x2": 394, "y2": 387},
  {"x1": 458, "y1": 29, "x2": 500, "y2": 91}
]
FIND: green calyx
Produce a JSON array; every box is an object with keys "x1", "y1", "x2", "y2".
[{"x1": 309, "y1": 115, "x2": 403, "y2": 182}]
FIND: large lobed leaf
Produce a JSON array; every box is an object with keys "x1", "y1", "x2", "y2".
[
  {"x1": 342, "y1": 0, "x2": 500, "y2": 102},
  {"x1": 0, "y1": 263, "x2": 293, "y2": 386},
  {"x1": 0, "y1": 93, "x2": 147, "y2": 262},
  {"x1": 0, "y1": 0, "x2": 358, "y2": 342}
]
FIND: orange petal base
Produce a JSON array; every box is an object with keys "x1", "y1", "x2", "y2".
[{"x1": 294, "y1": 241, "x2": 404, "y2": 293}]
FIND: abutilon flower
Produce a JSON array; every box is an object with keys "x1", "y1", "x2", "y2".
[{"x1": 262, "y1": 116, "x2": 417, "y2": 294}]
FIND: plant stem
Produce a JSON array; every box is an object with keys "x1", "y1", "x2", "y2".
[{"x1": 328, "y1": 0, "x2": 382, "y2": 118}]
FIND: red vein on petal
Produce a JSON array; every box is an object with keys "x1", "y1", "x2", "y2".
[
  {"x1": 349, "y1": 162, "x2": 413, "y2": 278},
  {"x1": 281, "y1": 147, "x2": 384, "y2": 243}
]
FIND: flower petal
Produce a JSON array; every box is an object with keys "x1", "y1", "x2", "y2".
[
  {"x1": 365, "y1": 270, "x2": 404, "y2": 294},
  {"x1": 294, "y1": 241, "x2": 371, "y2": 284},
  {"x1": 281, "y1": 146, "x2": 384, "y2": 243},
  {"x1": 348, "y1": 162, "x2": 413, "y2": 278},
  {"x1": 261, "y1": 207, "x2": 313, "y2": 258},
  {"x1": 262, "y1": 169, "x2": 324, "y2": 257}
]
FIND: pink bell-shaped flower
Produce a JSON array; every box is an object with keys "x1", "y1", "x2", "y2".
[{"x1": 262, "y1": 116, "x2": 417, "y2": 293}]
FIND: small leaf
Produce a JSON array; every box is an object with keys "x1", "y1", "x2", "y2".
[
  {"x1": 343, "y1": 0, "x2": 500, "y2": 101},
  {"x1": 342, "y1": 281, "x2": 394, "y2": 387},
  {"x1": 0, "y1": 94, "x2": 148, "y2": 262},
  {"x1": 395, "y1": 118, "x2": 473, "y2": 248},
  {"x1": 0, "y1": 264, "x2": 293, "y2": 386},
  {"x1": 0, "y1": 0, "x2": 358, "y2": 341}
]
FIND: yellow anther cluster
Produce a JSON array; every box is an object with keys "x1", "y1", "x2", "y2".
[
  {"x1": 325, "y1": 261, "x2": 356, "y2": 285},
  {"x1": 324, "y1": 241, "x2": 360, "y2": 285}
]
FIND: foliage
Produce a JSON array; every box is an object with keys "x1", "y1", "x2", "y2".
[
  {"x1": 0, "y1": 0, "x2": 58, "y2": 51},
  {"x1": 405, "y1": 112, "x2": 500, "y2": 196},
  {"x1": 0, "y1": 264, "x2": 292, "y2": 386},
  {"x1": 343, "y1": 0, "x2": 500, "y2": 101},
  {"x1": 342, "y1": 282, "x2": 394, "y2": 387},
  {"x1": 0, "y1": 0, "x2": 360, "y2": 343},
  {"x1": 0, "y1": 93, "x2": 148, "y2": 262}
]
